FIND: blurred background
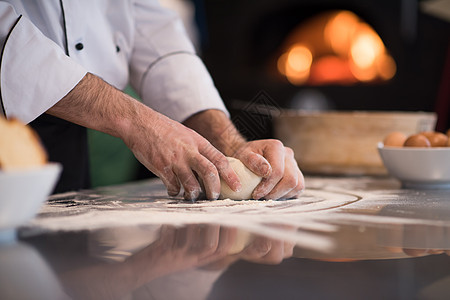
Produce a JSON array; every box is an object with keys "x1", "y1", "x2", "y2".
[
  {"x1": 89, "y1": 0, "x2": 450, "y2": 187},
  {"x1": 199, "y1": 0, "x2": 449, "y2": 132}
]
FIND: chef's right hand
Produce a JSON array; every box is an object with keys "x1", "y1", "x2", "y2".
[
  {"x1": 46, "y1": 73, "x2": 239, "y2": 200},
  {"x1": 124, "y1": 110, "x2": 241, "y2": 200}
]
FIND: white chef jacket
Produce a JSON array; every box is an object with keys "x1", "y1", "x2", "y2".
[{"x1": 0, "y1": 0, "x2": 228, "y2": 124}]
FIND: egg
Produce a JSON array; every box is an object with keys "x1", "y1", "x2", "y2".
[
  {"x1": 420, "y1": 131, "x2": 448, "y2": 147},
  {"x1": 383, "y1": 132, "x2": 407, "y2": 147},
  {"x1": 403, "y1": 134, "x2": 431, "y2": 147}
]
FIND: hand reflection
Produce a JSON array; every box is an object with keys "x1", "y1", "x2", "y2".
[
  {"x1": 124, "y1": 224, "x2": 240, "y2": 277},
  {"x1": 239, "y1": 234, "x2": 295, "y2": 264},
  {"x1": 203, "y1": 226, "x2": 295, "y2": 270},
  {"x1": 60, "y1": 224, "x2": 293, "y2": 299}
]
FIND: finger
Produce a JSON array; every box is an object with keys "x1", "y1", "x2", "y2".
[
  {"x1": 257, "y1": 239, "x2": 285, "y2": 264},
  {"x1": 173, "y1": 225, "x2": 191, "y2": 250},
  {"x1": 241, "y1": 237, "x2": 286, "y2": 264},
  {"x1": 237, "y1": 151, "x2": 271, "y2": 177},
  {"x1": 193, "y1": 227, "x2": 239, "y2": 265},
  {"x1": 284, "y1": 172, "x2": 305, "y2": 199},
  {"x1": 263, "y1": 162, "x2": 298, "y2": 200},
  {"x1": 159, "y1": 165, "x2": 181, "y2": 197},
  {"x1": 156, "y1": 225, "x2": 178, "y2": 251},
  {"x1": 172, "y1": 164, "x2": 202, "y2": 201},
  {"x1": 252, "y1": 142, "x2": 286, "y2": 199},
  {"x1": 194, "y1": 225, "x2": 221, "y2": 258},
  {"x1": 176, "y1": 224, "x2": 214, "y2": 253},
  {"x1": 240, "y1": 236, "x2": 272, "y2": 259},
  {"x1": 214, "y1": 227, "x2": 238, "y2": 256},
  {"x1": 266, "y1": 152, "x2": 304, "y2": 199},
  {"x1": 191, "y1": 155, "x2": 220, "y2": 200},
  {"x1": 201, "y1": 145, "x2": 241, "y2": 192},
  {"x1": 283, "y1": 241, "x2": 295, "y2": 259}
]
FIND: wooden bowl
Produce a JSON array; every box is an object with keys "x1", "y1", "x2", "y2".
[{"x1": 273, "y1": 110, "x2": 437, "y2": 175}]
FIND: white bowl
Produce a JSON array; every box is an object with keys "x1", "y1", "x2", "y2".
[
  {"x1": 0, "y1": 163, "x2": 61, "y2": 240},
  {"x1": 377, "y1": 144, "x2": 450, "y2": 189}
]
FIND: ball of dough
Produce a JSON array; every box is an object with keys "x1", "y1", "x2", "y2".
[{"x1": 220, "y1": 157, "x2": 263, "y2": 200}]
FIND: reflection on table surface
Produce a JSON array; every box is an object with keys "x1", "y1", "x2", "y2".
[{"x1": 1, "y1": 176, "x2": 450, "y2": 299}]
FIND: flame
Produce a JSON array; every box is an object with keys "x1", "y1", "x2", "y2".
[
  {"x1": 278, "y1": 10, "x2": 396, "y2": 85},
  {"x1": 278, "y1": 44, "x2": 312, "y2": 84},
  {"x1": 287, "y1": 44, "x2": 313, "y2": 73},
  {"x1": 350, "y1": 25, "x2": 383, "y2": 69},
  {"x1": 309, "y1": 56, "x2": 356, "y2": 85},
  {"x1": 324, "y1": 11, "x2": 359, "y2": 56},
  {"x1": 376, "y1": 52, "x2": 397, "y2": 80}
]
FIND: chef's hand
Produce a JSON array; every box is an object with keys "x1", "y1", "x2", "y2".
[
  {"x1": 202, "y1": 233, "x2": 295, "y2": 270},
  {"x1": 124, "y1": 112, "x2": 241, "y2": 200},
  {"x1": 47, "y1": 73, "x2": 241, "y2": 201},
  {"x1": 183, "y1": 110, "x2": 305, "y2": 200},
  {"x1": 239, "y1": 234, "x2": 295, "y2": 264},
  {"x1": 125, "y1": 225, "x2": 240, "y2": 278},
  {"x1": 233, "y1": 140, "x2": 305, "y2": 200}
]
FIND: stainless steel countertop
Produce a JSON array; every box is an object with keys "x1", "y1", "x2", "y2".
[{"x1": 2, "y1": 176, "x2": 450, "y2": 299}]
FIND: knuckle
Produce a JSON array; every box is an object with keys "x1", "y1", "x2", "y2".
[
  {"x1": 200, "y1": 141, "x2": 218, "y2": 156},
  {"x1": 204, "y1": 163, "x2": 218, "y2": 177},
  {"x1": 271, "y1": 139, "x2": 284, "y2": 149},
  {"x1": 210, "y1": 153, "x2": 227, "y2": 168},
  {"x1": 271, "y1": 169, "x2": 284, "y2": 180},
  {"x1": 285, "y1": 146, "x2": 294, "y2": 156},
  {"x1": 197, "y1": 159, "x2": 219, "y2": 179}
]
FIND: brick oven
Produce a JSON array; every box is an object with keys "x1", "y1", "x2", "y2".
[{"x1": 198, "y1": 0, "x2": 450, "y2": 137}]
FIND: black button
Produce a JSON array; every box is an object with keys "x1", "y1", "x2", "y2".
[
  {"x1": 116, "y1": 45, "x2": 120, "y2": 53},
  {"x1": 75, "y1": 43, "x2": 84, "y2": 50}
]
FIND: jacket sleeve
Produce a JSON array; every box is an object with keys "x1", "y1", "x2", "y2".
[
  {"x1": 129, "y1": 0, "x2": 228, "y2": 123},
  {"x1": 0, "y1": 3, "x2": 87, "y2": 124}
]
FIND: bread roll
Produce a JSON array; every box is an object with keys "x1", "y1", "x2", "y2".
[{"x1": 0, "y1": 117, "x2": 47, "y2": 170}]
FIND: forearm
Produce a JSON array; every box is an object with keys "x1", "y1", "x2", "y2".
[
  {"x1": 47, "y1": 72, "x2": 153, "y2": 142},
  {"x1": 183, "y1": 110, "x2": 246, "y2": 157}
]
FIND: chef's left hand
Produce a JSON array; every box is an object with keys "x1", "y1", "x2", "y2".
[{"x1": 233, "y1": 139, "x2": 305, "y2": 200}]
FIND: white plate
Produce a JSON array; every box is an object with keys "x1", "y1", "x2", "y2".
[
  {"x1": 377, "y1": 143, "x2": 450, "y2": 189},
  {"x1": 0, "y1": 163, "x2": 61, "y2": 240}
]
